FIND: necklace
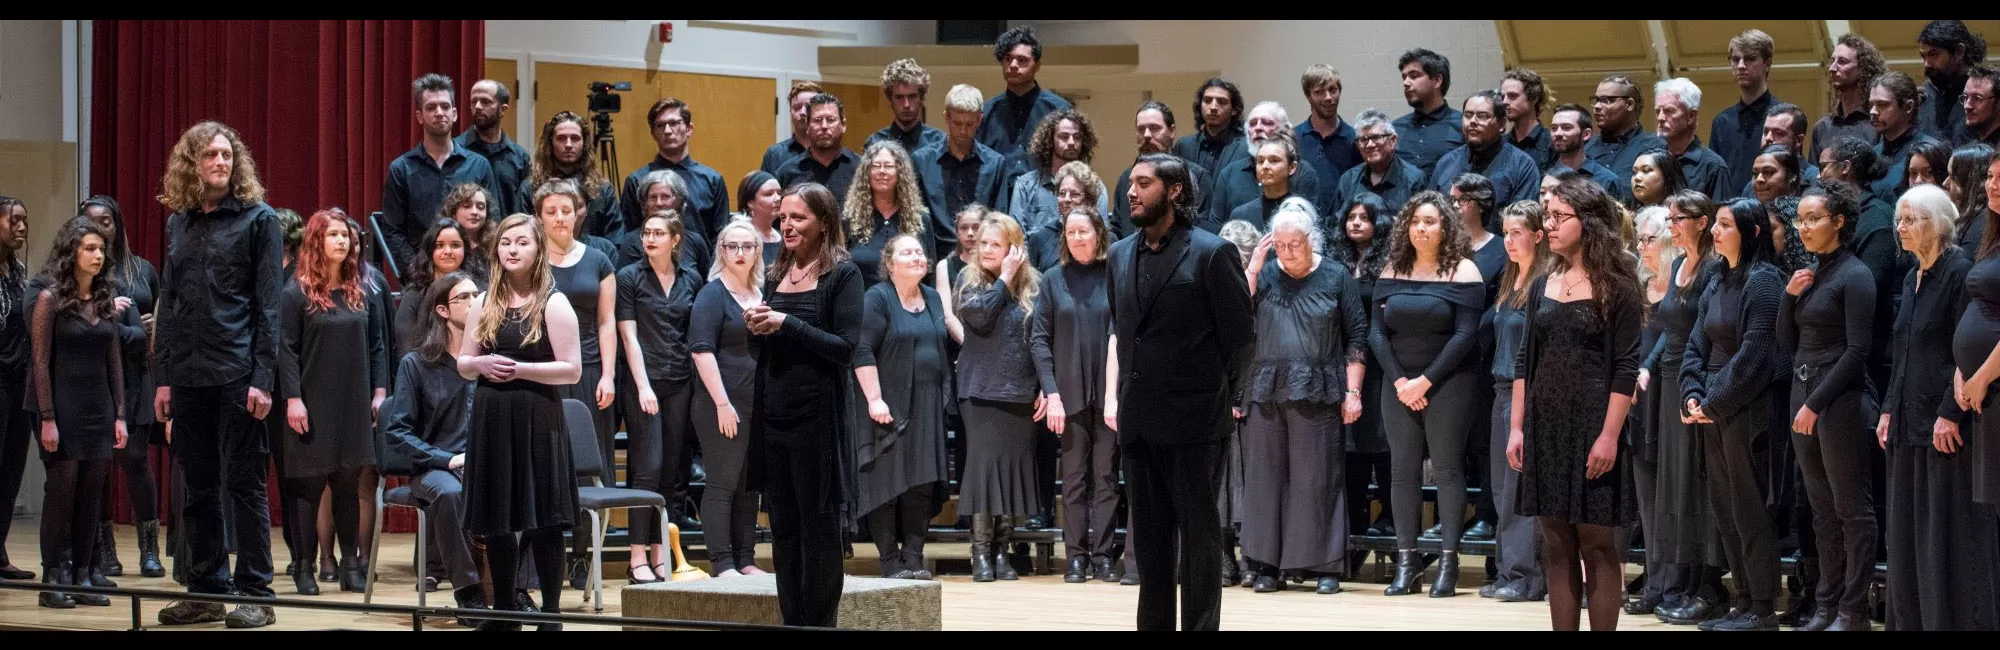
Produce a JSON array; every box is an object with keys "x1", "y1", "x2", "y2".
[
  {"x1": 785, "y1": 260, "x2": 819, "y2": 285},
  {"x1": 549, "y1": 239, "x2": 576, "y2": 259},
  {"x1": 1560, "y1": 269, "x2": 1589, "y2": 297}
]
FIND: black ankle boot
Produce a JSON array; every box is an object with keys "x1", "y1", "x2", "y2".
[
  {"x1": 971, "y1": 555, "x2": 996, "y2": 582},
  {"x1": 63, "y1": 563, "x2": 109, "y2": 606},
  {"x1": 339, "y1": 557, "x2": 368, "y2": 592},
  {"x1": 136, "y1": 520, "x2": 165, "y2": 578},
  {"x1": 1778, "y1": 558, "x2": 1820, "y2": 627},
  {"x1": 38, "y1": 568, "x2": 74, "y2": 609},
  {"x1": 1384, "y1": 550, "x2": 1422, "y2": 596},
  {"x1": 96, "y1": 521, "x2": 124, "y2": 577},
  {"x1": 1429, "y1": 551, "x2": 1459, "y2": 598},
  {"x1": 971, "y1": 516, "x2": 996, "y2": 582},
  {"x1": 293, "y1": 566, "x2": 321, "y2": 595},
  {"x1": 1220, "y1": 548, "x2": 1242, "y2": 587},
  {"x1": 994, "y1": 552, "x2": 1020, "y2": 581}
]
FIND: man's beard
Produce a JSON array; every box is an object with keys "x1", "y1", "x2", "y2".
[
  {"x1": 471, "y1": 112, "x2": 499, "y2": 130},
  {"x1": 1129, "y1": 198, "x2": 1168, "y2": 228}
]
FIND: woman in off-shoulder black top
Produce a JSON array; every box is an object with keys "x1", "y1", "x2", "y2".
[
  {"x1": 1776, "y1": 182, "x2": 1880, "y2": 631},
  {"x1": 1678, "y1": 197, "x2": 1786, "y2": 630},
  {"x1": 1875, "y1": 188, "x2": 1997, "y2": 631},
  {"x1": 1366, "y1": 192, "x2": 1485, "y2": 597}
]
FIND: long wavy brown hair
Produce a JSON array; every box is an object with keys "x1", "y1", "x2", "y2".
[
  {"x1": 475, "y1": 213, "x2": 555, "y2": 348},
  {"x1": 296, "y1": 209, "x2": 365, "y2": 314},
  {"x1": 841, "y1": 140, "x2": 927, "y2": 246},
  {"x1": 527, "y1": 112, "x2": 609, "y2": 200},
  {"x1": 1549, "y1": 177, "x2": 1641, "y2": 321},
  {"x1": 1385, "y1": 190, "x2": 1473, "y2": 279},
  {"x1": 775, "y1": 183, "x2": 852, "y2": 279},
  {"x1": 37, "y1": 216, "x2": 117, "y2": 321},
  {"x1": 157, "y1": 121, "x2": 265, "y2": 213},
  {"x1": 956, "y1": 212, "x2": 1040, "y2": 325}
]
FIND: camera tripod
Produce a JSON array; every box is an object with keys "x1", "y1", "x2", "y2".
[{"x1": 592, "y1": 110, "x2": 620, "y2": 193}]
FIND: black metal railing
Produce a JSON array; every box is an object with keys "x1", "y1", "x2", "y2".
[{"x1": 0, "y1": 580, "x2": 835, "y2": 632}]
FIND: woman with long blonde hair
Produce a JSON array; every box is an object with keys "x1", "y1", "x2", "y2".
[
  {"x1": 954, "y1": 212, "x2": 1045, "y2": 582},
  {"x1": 457, "y1": 213, "x2": 583, "y2": 630}
]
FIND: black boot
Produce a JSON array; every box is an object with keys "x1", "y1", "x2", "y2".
[
  {"x1": 1092, "y1": 556, "x2": 1116, "y2": 583},
  {"x1": 136, "y1": 520, "x2": 165, "y2": 578},
  {"x1": 38, "y1": 568, "x2": 74, "y2": 609},
  {"x1": 64, "y1": 563, "x2": 109, "y2": 606},
  {"x1": 971, "y1": 516, "x2": 996, "y2": 583},
  {"x1": 96, "y1": 521, "x2": 124, "y2": 577},
  {"x1": 1429, "y1": 551, "x2": 1459, "y2": 598},
  {"x1": 1064, "y1": 556, "x2": 1089, "y2": 583},
  {"x1": 1384, "y1": 550, "x2": 1422, "y2": 596},
  {"x1": 992, "y1": 517, "x2": 1020, "y2": 580},
  {"x1": 85, "y1": 557, "x2": 117, "y2": 588},
  {"x1": 453, "y1": 585, "x2": 487, "y2": 627},
  {"x1": 1778, "y1": 558, "x2": 1819, "y2": 627},
  {"x1": 1220, "y1": 547, "x2": 1242, "y2": 588},
  {"x1": 293, "y1": 565, "x2": 321, "y2": 595}
]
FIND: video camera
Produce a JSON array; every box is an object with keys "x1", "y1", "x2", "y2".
[{"x1": 588, "y1": 81, "x2": 631, "y2": 114}]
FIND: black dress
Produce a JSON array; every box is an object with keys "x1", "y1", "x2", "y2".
[
  {"x1": 1514, "y1": 281, "x2": 1642, "y2": 527},
  {"x1": 1649, "y1": 258, "x2": 1720, "y2": 568},
  {"x1": 464, "y1": 304, "x2": 578, "y2": 536},
  {"x1": 1963, "y1": 252, "x2": 2000, "y2": 508},
  {"x1": 278, "y1": 286, "x2": 386, "y2": 478},
  {"x1": 33, "y1": 307, "x2": 123, "y2": 462},
  {"x1": 850, "y1": 282, "x2": 951, "y2": 518}
]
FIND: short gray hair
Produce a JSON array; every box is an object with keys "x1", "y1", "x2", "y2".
[
  {"x1": 639, "y1": 169, "x2": 690, "y2": 204},
  {"x1": 1654, "y1": 77, "x2": 1703, "y2": 113},
  {"x1": 1267, "y1": 196, "x2": 1325, "y2": 254},
  {"x1": 1245, "y1": 100, "x2": 1292, "y2": 130},
  {"x1": 945, "y1": 84, "x2": 984, "y2": 114},
  {"x1": 1355, "y1": 108, "x2": 1396, "y2": 136},
  {"x1": 1896, "y1": 182, "x2": 1960, "y2": 260}
]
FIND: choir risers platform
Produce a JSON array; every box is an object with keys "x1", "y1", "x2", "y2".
[{"x1": 621, "y1": 574, "x2": 942, "y2": 630}]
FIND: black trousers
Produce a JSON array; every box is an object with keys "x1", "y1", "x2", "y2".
[
  {"x1": 866, "y1": 488, "x2": 930, "y2": 574},
  {"x1": 1239, "y1": 402, "x2": 1346, "y2": 574},
  {"x1": 103, "y1": 422, "x2": 159, "y2": 522},
  {"x1": 1700, "y1": 414, "x2": 1779, "y2": 612},
  {"x1": 622, "y1": 377, "x2": 691, "y2": 546},
  {"x1": 410, "y1": 468, "x2": 481, "y2": 589},
  {"x1": 692, "y1": 393, "x2": 758, "y2": 572},
  {"x1": 40, "y1": 458, "x2": 110, "y2": 570},
  {"x1": 763, "y1": 425, "x2": 843, "y2": 627},
  {"x1": 1489, "y1": 382, "x2": 1544, "y2": 595},
  {"x1": 1036, "y1": 427, "x2": 1059, "y2": 521},
  {"x1": 172, "y1": 381, "x2": 275, "y2": 597},
  {"x1": 1344, "y1": 452, "x2": 1392, "y2": 535},
  {"x1": 1789, "y1": 373, "x2": 1877, "y2": 616},
  {"x1": 282, "y1": 469, "x2": 364, "y2": 567},
  {"x1": 1629, "y1": 428, "x2": 1685, "y2": 603},
  {"x1": 0, "y1": 379, "x2": 32, "y2": 569},
  {"x1": 1060, "y1": 407, "x2": 1119, "y2": 560},
  {"x1": 1382, "y1": 369, "x2": 1475, "y2": 551},
  {"x1": 1125, "y1": 435, "x2": 1222, "y2": 631},
  {"x1": 1467, "y1": 380, "x2": 1496, "y2": 525}
]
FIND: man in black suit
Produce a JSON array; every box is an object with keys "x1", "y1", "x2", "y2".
[{"x1": 1104, "y1": 153, "x2": 1255, "y2": 631}]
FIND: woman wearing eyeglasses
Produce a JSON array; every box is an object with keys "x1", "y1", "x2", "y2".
[
  {"x1": 688, "y1": 219, "x2": 771, "y2": 577},
  {"x1": 1646, "y1": 191, "x2": 1728, "y2": 625},
  {"x1": 1027, "y1": 162, "x2": 1107, "y2": 272},
  {"x1": 841, "y1": 141, "x2": 931, "y2": 285}
]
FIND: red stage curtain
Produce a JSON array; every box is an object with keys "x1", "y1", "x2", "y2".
[{"x1": 92, "y1": 20, "x2": 484, "y2": 534}]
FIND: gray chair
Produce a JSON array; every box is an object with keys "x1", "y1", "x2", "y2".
[
  {"x1": 562, "y1": 398, "x2": 671, "y2": 613},
  {"x1": 364, "y1": 393, "x2": 428, "y2": 606}
]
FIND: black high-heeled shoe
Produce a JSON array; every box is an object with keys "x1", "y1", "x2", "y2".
[
  {"x1": 1384, "y1": 550, "x2": 1422, "y2": 596},
  {"x1": 294, "y1": 567, "x2": 321, "y2": 595},
  {"x1": 1429, "y1": 551, "x2": 1459, "y2": 598},
  {"x1": 318, "y1": 557, "x2": 337, "y2": 583},
  {"x1": 338, "y1": 557, "x2": 368, "y2": 593},
  {"x1": 626, "y1": 565, "x2": 661, "y2": 584}
]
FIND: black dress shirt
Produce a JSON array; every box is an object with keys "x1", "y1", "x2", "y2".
[
  {"x1": 382, "y1": 143, "x2": 502, "y2": 272},
  {"x1": 760, "y1": 137, "x2": 808, "y2": 175},
  {"x1": 776, "y1": 149, "x2": 863, "y2": 205},
  {"x1": 1206, "y1": 155, "x2": 1322, "y2": 232},
  {"x1": 1874, "y1": 130, "x2": 1917, "y2": 200},
  {"x1": 1509, "y1": 123, "x2": 1554, "y2": 172},
  {"x1": 455, "y1": 129, "x2": 532, "y2": 216},
  {"x1": 1674, "y1": 137, "x2": 1734, "y2": 201},
  {"x1": 1710, "y1": 90, "x2": 1775, "y2": 197},
  {"x1": 1551, "y1": 157, "x2": 1632, "y2": 205},
  {"x1": 1585, "y1": 124, "x2": 1666, "y2": 199},
  {"x1": 615, "y1": 261, "x2": 702, "y2": 384},
  {"x1": 1919, "y1": 75, "x2": 1969, "y2": 144},
  {"x1": 1173, "y1": 126, "x2": 1249, "y2": 195},
  {"x1": 1331, "y1": 157, "x2": 1427, "y2": 217},
  {"x1": 1297, "y1": 119, "x2": 1362, "y2": 206},
  {"x1": 154, "y1": 196, "x2": 285, "y2": 392},
  {"x1": 976, "y1": 84, "x2": 1072, "y2": 166},
  {"x1": 1777, "y1": 248, "x2": 1876, "y2": 412},
  {"x1": 913, "y1": 141, "x2": 1008, "y2": 257},
  {"x1": 1881, "y1": 248, "x2": 1974, "y2": 446},
  {"x1": 1428, "y1": 141, "x2": 1543, "y2": 214},
  {"x1": 1392, "y1": 103, "x2": 1465, "y2": 181},
  {"x1": 1810, "y1": 102, "x2": 1877, "y2": 160},
  {"x1": 383, "y1": 352, "x2": 473, "y2": 471},
  {"x1": 621, "y1": 154, "x2": 730, "y2": 252},
  {"x1": 866, "y1": 121, "x2": 946, "y2": 156}
]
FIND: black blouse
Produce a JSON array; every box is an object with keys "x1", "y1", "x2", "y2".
[
  {"x1": 382, "y1": 352, "x2": 473, "y2": 471},
  {"x1": 1246, "y1": 257, "x2": 1367, "y2": 404},
  {"x1": 1030, "y1": 261, "x2": 1110, "y2": 415},
  {"x1": 1778, "y1": 248, "x2": 1877, "y2": 411},
  {"x1": 1682, "y1": 262, "x2": 1785, "y2": 422},
  {"x1": 1368, "y1": 277, "x2": 1484, "y2": 382},
  {"x1": 956, "y1": 281, "x2": 1045, "y2": 404},
  {"x1": 688, "y1": 278, "x2": 760, "y2": 409},
  {"x1": 1882, "y1": 249, "x2": 1973, "y2": 446},
  {"x1": 1643, "y1": 257, "x2": 1716, "y2": 372},
  {"x1": 615, "y1": 261, "x2": 701, "y2": 384}
]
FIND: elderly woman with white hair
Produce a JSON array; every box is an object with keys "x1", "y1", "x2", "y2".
[
  {"x1": 1877, "y1": 184, "x2": 1998, "y2": 630},
  {"x1": 1235, "y1": 196, "x2": 1367, "y2": 595}
]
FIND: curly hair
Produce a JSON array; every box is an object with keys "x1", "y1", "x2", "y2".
[
  {"x1": 1385, "y1": 191, "x2": 1473, "y2": 279},
  {"x1": 37, "y1": 216, "x2": 117, "y2": 321},
  {"x1": 528, "y1": 112, "x2": 610, "y2": 201},
  {"x1": 841, "y1": 140, "x2": 927, "y2": 247},
  {"x1": 439, "y1": 182, "x2": 489, "y2": 240},
  {"x1": 955, "y1": 212, "x2": 1040, "y2": 326},
  {"x1": 1835, "y1": 34, "x2": 1888, "y2": 93},
  {"x1": 1802, "y1": 179, "x2": 1863, "y2": 246},
  {"x1": 1026, "y1": 108, "x2": 1098, "y2": 171},
  {"x1": 1052, "y1": 161, "x2": 1104, "y2": 215},
  {"x1": 475, "y1": 213, "x2": 555, "y2": 348},
  {"x1": 296, "y1": 209, "x2": 366, "y2": 314},
  {"x1": 158, "y1": 121, "x2": 265, "y2": 213},
  {"x1": 1332, "y1": 192, "x2": 1394, "y2": 280},
  {"x1": 1767, "y1": 195, "x2": 1817, "y2": 273},
  {"x1": 880, "y1": 58, "x2": 930, "y2": 97},
  {"x1": 1548, "y1": 178, "x2": 1641, "y2": 321},
  {"x1": 1193, "y1": 78, "x2": 1245, "y2": 132}
]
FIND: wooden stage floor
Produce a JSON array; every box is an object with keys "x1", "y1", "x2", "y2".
[{"x1": 0, "y1": 521, "x2": 1689, "y2": 631}]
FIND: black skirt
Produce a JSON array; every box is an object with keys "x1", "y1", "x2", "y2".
[
  {"x1": 1883, "y1": 443, "x2": 2000, "y2": 630},
  {"x1": 464, "y1": 380, "x2": 577, "y2": 535}
]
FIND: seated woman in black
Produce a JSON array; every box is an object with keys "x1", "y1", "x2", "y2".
[
  {"x1": 1367, "y1": 190, "x2": 1484, "y2": 597},
  {"x1": 1778, "y1": 179, "x2": 1879, "y2": 632},
  {"x1": 383, "y1": 271, "x2": 489, "y2": 614},
  {"x1": 1236, "y1": 198, "x2": 1367, "y2": 595},
  {"x1": 30, "y1": 217, "x2": 128, "y2": 608},
  {"x1": 852, "y1": 233, "x2": 952, "y2": 580},
  {"x1": 278, "y1": 210, "x2": 387, "y2": 594},
  {"x1": 1877, "y1": 185, "x2": 1997, "y2": 630},
  {"x1": 1680, "y1": 197, "x2": 1786, "y2": 631}
]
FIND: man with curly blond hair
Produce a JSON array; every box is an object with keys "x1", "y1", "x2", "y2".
[{"x1": 866, "y1": 58, "x2": 945, "y2": 155}]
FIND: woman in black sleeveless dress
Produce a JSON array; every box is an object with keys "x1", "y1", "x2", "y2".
[
  {"x1": 1508, "y1": 177, "x2": 1643, "y2": 631},
  {"x1": 458, "y1": 214, "x2": 583, "y2": 631},
  {"x1": 30, "y1": 217, "x2": 128, "y2": 608}
]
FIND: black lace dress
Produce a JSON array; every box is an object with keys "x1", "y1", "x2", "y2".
[
  {"x1": 1514, "y1": 280, "x2": 1642, "y2": 527},
  {"x1": 464, "y1": 305, "x2": 578, "y2": 535}
]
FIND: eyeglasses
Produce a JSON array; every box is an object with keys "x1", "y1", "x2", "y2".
[
  {"x1": 1964, "y1": 93, "x2": 1995, "y2": 106},
  {"x1": 1895, "y1": 215, "x2": 1927, "y2": 227},
  {"x1": 448, "y1": 292, "x2": 478, "y2": 304},
  {"x1": 1064, "y1": 230, "x2": 1095, "y2": 240},
  {"x1": 810, "y1": 116, "x2": 842, "y2": 127},
  {"x1": 653, "y1": 120, "x2": 687, "y2": 131},
  {"x1": 1668, "y1": 214, "x2": 1706, "y2": 224},
  {"x1": 868, "y1": 161, "x2": 898, "y2": 171},
  {"x1": 1358, "y1": 133, "x2": 1394, "y2": 146},
  {"x1": 1056, "y1": 189, "x2": 1088, "y2": 201},
  {"x1": 1638, "y1": 235, "x2": 1662, "y2": 245},
  {"x1": 721, "y1": 242, "x2": 760, "y2": 254},
  {"x1": 1272, "y1": 239, "x2": 1309, "y2": 252},
  {"x1": 1545, "y1": 210, "x2": 1581, "y2": 227},
  {"x1": 1462, "y1": 111, "x2": 1497, "y2": 122}
]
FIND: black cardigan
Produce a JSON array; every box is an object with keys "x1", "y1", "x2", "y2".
[
  {"x1": 1513, "y1": 275, "x2": 1643, "y2": 398},
  {"x1": 1680, "y1": 262, "x2": 1785, "y2": 423},
  {"x1": 852, "y1": 281, "x2": 952, "y2": 467},
  {"x1": 1880, "y1": 248, "x2": 1974, "y2": 446},
  {"x1": 748, "y1": 259, "x2": 863, "y2": 521}
]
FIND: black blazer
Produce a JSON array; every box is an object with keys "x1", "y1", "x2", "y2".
[
  {"x1": 911, "y1": 141, "x2": 1009, "y2": 255},
  {"x1": 1106, "y1": 223, "x2": 1256, "y2": 445}
]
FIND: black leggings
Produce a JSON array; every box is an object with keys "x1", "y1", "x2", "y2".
[
  {"x1": 692, "y1": 393, "x2": 757, "y2": 572},
  {"x1": 283, "y1": 468, "x2": 366, "y2": 567},
  {"x1": 1540, "y1": 516, "x2": 1625, "y2": 630},
  {"x1": 866, "y1": 488, "x2": 931, "y2": 569},
  {"x1": 42, "y1": 459, "x2": 112, "y2": 570},
  {"x1": 101, "y1": 422, "x2": 158, "y2": 522},
  {"x1": 483, "y1": 527, "x2": 564, "y2": 613},
  {"x1": 1382, "y1": 369, "x2": 1476, "y2": 551}
]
